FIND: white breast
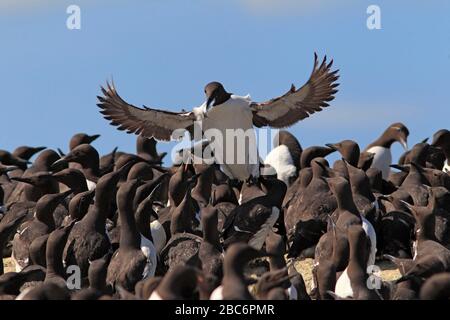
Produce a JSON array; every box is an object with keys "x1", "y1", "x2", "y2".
[
  {"x1": 86, "y1": 179, "x2": 96, "y2": 191},
  {"x1": 367, "y1": 146, "x2": 392, "y2": 179},
  {"x1": 287, "y1": 284, "x2": 298, "y2": 300},
  {"x1": 15, "y1": 287, "x2": 33, "y2": 300},
  {"x1": 443, "y1": 160, "x2": 450, "y2": 173},
  {"x1": 334, "y1": 268, "x2": 353, "y2": 298},
  {"x1": 140, "y1": 235, "x2": 157, "y2": 279},
  {"x1": 203, "y1": 96, "x2": 259, "y2": 181},
  {"x1": 362, "y1": 216, "x2": 377, "y2": 267},
  {"x1": 334, "y1": 217, "x2": 377, "y2": 299},
  {"x1": 264, "y1": 145, "x2": 297, "y2": 186},
  {"x1": 150, "y1": 220, "x2": 167, "y2": 254},
  {"x1": 148, "y1": 291, "x2": 163, "y2": 300},
  {"x1": 209, "y1": 285, "x2": 224, "y2": 300}
]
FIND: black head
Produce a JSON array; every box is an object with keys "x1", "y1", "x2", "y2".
[
  {"x1": 326, "y1": 140, "x2": 360, "y2": 166},
  {"x1": 69, "y1": 133, "x2": 100, "y2": 151},
  {"x1": 68, "y1": 189, "x2": 95, "y2": 220},
  {"x1": 51, "y1": 144, "x2": 99, "y2": 170},
  {"x1": 300, "y1": 146, "x2": 335, "y2": 168},
  {"x1": 127, "y1": 162, "x2": 153, "y2": 181},
  {"x1": 0, "y1": 150, "x2": 29, "y2": 170},
  {"x1": 11, "y1": 171, "x2": 54, "y2": 187},
  {"x1": 382, "y1": 123, "x2": 409, "y2": 150},
  {"x1": 204, "y1": 82, "x2": 231, "y2": 109},
  {"x1": 32, "y1": 149, "x2": 61, "y2": 171},
  {"x1": 0, "y1": 163, "x2": 18, "y2": 177},
  {"x1": 12, "y1": 146, "x2": 46, "y2": 161},
  {"x1": 52, "y1": 168, "x2": 87, "y2": 190},
  {"x1": 431, "y1": 129, "x2": 450, "y2": 148}
]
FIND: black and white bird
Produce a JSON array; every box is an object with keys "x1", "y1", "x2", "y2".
[{"x1": 97, "y1": 54, "x2": 339, "y2": 182}]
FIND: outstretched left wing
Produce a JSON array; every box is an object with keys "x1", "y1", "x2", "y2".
[
  {"x1": 97, "y1": 82, "x2": 197, "y2": 141},
  {"x1": 250, "y1": 53, "x2": 339, "y2": 128}
]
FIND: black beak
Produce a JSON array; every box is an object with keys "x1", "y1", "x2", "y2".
[
  {"x1": 88, "y1": 134, "x2": 101, "y2": 143},
  {"x1": 1, "y1": 165, "x2": 18, "y2": 173},
  {"x1": 398, "y1": 132, "x2": 408, "y2": 150},
  {"x1": 206, "y1": 96, "x2": 215, "y2": 110},
  {"x1": 431, "y1": 136, "x2": 440, "y2": 147},
  {"x1": 51, "y1": 158, "x2": 68, "y2": 171},
  {"x1": 325, "y1": 143, "x2": 338, "y2": 151},
  {"x1": 10, "y1": 176, "x2": 33, "y2": 185}
]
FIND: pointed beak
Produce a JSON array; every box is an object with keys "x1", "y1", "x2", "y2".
[
  {"x1": 325, "y1": 143, "x2": 338, "y2": 151},
  {"x1": 58, "y1": 189, "x2": 74, "y2": 201},
  {"x1": 399, "y1": 137, "x2": 408, "y2": 151},
  {"x1": 313, "y1": 159, "x2": 327, "y2": 171},
  {"x1": 399, "y1": 200, "x2": 414, "y2": 212},
  {"x1": 51, "y1": 158, "x2": 68, "y2": 171},
  {"x1": 206, "y1": 96, "x2": 215, "y2": 110},
  {"x1": 431, "y1": 136, "x2": 440, "y2": 147},
  {"x1": 33, "y1": 146, "x2": 46, "y2": 153},
  {"x1": 389, "y1": 164, "x2": 408, "y2": 172},
  {"x1": 2, "y1": 165, "x2": 18, "y2": 173},
  {"x1": 10, "y1": 176, "x2": 33, "y2": 185},
  {"x1": 57, "y1": 148, "x2": 66, "y2": 157},
  {"x1": 88, "y1": 134, "x2": 101, "y2": 143},
  {"x1": 11, "y1": 156, "x2": 30, "y2": 167}
]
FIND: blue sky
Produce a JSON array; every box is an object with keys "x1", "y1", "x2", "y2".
[{"x1": 1, "y1": 0, "x2": 449, "y2": 165}]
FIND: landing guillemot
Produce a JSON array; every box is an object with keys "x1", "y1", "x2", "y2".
[{"x1": 97, "y1": 54, "x2": 339, "y2": 182}]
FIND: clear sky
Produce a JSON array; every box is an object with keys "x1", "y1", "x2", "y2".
[{"x1": 1, "y1": 0, "x2": 449, "y2": 165}]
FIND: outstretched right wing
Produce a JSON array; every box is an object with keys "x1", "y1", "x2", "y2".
[{"x1": 97, "y1": 82, "x2": 197, "y2": 141}]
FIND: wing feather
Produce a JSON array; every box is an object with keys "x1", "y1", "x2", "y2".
[
  {"x1": 97, "y1": 82, "x2": 196, "y2": 141},
  {"x1": 250, "y1": 53, "x2": 339, "y2": 128}
]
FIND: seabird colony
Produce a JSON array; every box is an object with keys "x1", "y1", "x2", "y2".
[{"x1": 0, "y1": 54, "x2": 449, "y2": 300}]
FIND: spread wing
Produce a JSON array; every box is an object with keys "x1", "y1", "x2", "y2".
[
  {"x1": 97, "y1": 82, "x2": 197, "y2": 141},
  {"x1": 250, "y1": 53, "x2": 339, "y2": 128}
]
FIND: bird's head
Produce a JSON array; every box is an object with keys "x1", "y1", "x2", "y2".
[
  {"x1": 204, "y1": 82, "x2": 231, "y2": 110},
  {"x1": 386, "y1": 123, "x2": 409, "y2": 150}
]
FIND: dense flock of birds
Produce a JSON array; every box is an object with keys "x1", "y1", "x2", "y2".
[{"x1": 0, "y1": 125, "x2": 450, "y2": 300}]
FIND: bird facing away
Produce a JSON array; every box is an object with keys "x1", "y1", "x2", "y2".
[{"x1": 97, "y1": 54, "x2": 339, "y2": 181}]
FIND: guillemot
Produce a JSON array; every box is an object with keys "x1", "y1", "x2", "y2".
[
  {"x1": 364, "y1": 122, "x2": 409, "y2": 179},
  {"x1": 97, "y1": 54, "x2": 339, "y2": 182},
  {"x1": 431, "y1": 129, "x2": 450, "y2": 173}
]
